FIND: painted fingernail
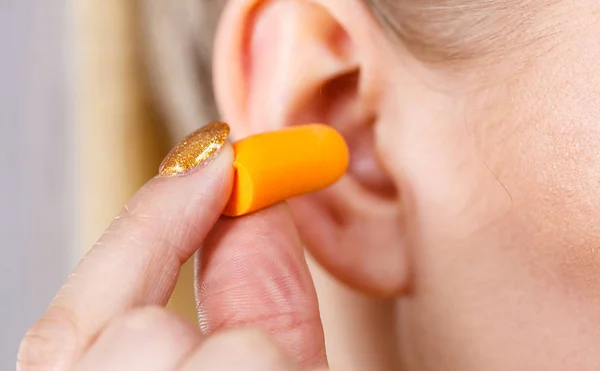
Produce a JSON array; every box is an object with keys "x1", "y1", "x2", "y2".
[{"x1": 159, "y1": 122, "x2": 230, "y2": 176}]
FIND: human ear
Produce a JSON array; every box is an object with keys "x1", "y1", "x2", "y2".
[{"x1": 213, "y1": 0, "x2": 408, "y2": 295}]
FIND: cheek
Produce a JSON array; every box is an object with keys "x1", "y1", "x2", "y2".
[
  {"x1": 413, "y1": 118, "x2": 600, "y2": 370},
  {"x1": 477, "y1": 65, "x2": 600, "y2": 295},
  {"x1": 394, "y1": 73, "x2": 600, "y2": 369}
]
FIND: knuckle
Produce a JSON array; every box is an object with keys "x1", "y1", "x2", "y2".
[
  {"x1": 120, "y1": 194, "x2": 168, "y2": 227},
  {"x1": 17, "y1": 306, "x2": 81, "y2": 370}
]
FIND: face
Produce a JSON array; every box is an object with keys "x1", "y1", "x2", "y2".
[{"x1": 213, "y1": 0, "x2": 600, "y2": 369}]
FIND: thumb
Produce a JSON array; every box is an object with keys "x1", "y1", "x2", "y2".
[{"x1": 196, "y1": 204, "x2": 327, "y2": 368}]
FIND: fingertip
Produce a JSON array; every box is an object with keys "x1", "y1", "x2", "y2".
[{"x1": 158, "y1": 122, "x2": 231, "y2": 177}]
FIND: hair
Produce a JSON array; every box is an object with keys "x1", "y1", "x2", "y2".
[
  {"x1": 140, "y1": 0, "x2": 558, "y2": 140},
  {"x1": 366, "y1": 0, "x2": 560, "y2": 65},
  {"x1": 140, "y1": 0, "x2": 228, "y2": 140}
]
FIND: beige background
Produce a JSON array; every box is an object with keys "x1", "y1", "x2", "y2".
[{"x1": 74, "y1": 0, "x2": 197, "y2": 322}]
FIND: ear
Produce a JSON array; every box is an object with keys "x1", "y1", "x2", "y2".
[{"x1": 213, "y1": 0, "x2": 409, "y2": 296}]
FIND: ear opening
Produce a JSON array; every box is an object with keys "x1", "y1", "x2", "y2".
[
  {"x1": 291, "y1": 69, "x2": 361, "y2": 128},
  {"x1": 213, "y1": 0, "x2": 408, "y2": 296}
]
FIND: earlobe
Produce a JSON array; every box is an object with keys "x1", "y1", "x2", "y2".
[{"x1": 213, "y1": 0, "x2": 410, "y2": 296}]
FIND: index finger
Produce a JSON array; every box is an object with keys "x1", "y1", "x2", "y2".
[{"x1": 18, "y1": 123, "x2": 233, "y2": 371}]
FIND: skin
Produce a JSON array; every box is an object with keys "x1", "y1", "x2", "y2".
[{"x1": 18, "y1": 0, "x2": 600, "y2": 370}]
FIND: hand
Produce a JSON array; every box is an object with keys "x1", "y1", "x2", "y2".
[
  {"x1": 72, "y1": 315, "x2": 323, "y2": 371},
  {"x1": 17, "y1": 143, "x2": 329, "y2": 370}
]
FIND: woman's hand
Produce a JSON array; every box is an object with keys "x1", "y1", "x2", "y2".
[
  {"x1": 71, "y1": 312, "x2": 318, "y2": 371},
  {"x1": 17, "y1": 141, "x2": 328, "y2": 370}
]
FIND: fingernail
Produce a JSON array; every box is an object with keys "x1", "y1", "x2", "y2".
[{"x1": 159, "y1": 122, "x2": 230, "y2": 176}]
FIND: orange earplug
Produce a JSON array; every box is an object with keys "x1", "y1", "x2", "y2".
[{"x1": 223, "y1": 124, "x2": 349, "y2": 217}]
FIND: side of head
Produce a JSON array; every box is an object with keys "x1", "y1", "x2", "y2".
[{"x1": 213, "y1": 0, "x2": 600, "y2": 369}]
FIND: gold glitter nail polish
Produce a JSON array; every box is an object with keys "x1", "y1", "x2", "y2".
[{"x1": 159, "y1": 122, "x2": 230, "y2": 176}]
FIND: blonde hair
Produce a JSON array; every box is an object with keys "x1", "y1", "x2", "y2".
[
  {"x1": 367, "y1": 0, "x2": 560, "y2": 65},
  {"x1": 140, "y1": 0, "x2": 228, "y2": 140}
]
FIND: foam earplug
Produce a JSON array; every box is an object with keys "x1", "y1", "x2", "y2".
[{"x1": 223, "y1": 124, "x2": 349, "y2": 217}]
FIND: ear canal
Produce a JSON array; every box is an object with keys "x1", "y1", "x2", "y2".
[{"x1": 213, "y1": 0, "x2": 409, "y2": 296}]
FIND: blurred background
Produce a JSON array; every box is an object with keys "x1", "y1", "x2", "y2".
[
  {"x1": 1, "y1": 0, "x2": 222, "y2": 368},
  {"x1": 1, "y1": 0, "x2": 74, "y2": 368}
]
